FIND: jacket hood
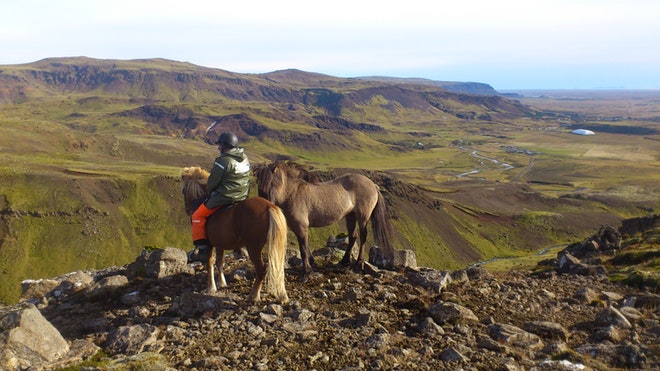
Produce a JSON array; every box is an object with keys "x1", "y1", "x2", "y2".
[{"x1": 223, "y1": 147, "x2": 247, "y2": 161}]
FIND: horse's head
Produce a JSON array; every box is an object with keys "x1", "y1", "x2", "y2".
[
  {"x1": 180, "y1": 166, "x2": 210, "y2": 215},
  {"x1": 254, "y1": 161, "x2": 322, "y2": 201},
  {"x1": 254, "y1": 163, "x2": 276, "y2": 200},
  {"x1": 255, "y1": 161, "x2": 294, "y2": 201}
]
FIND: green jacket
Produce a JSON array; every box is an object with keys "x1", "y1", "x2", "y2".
[{"x1": 204, "y1": 147, "x2": 251, "y2": 208}]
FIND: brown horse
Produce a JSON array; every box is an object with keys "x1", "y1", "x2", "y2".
[
  {"x1": 181, "y1": 166, "x2": 289, "y2": 304},
  {"x1": 254, "y1": 161, "x2": 394, "y2": 274}
]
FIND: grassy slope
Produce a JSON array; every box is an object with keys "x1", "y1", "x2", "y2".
[{"x1": 1, "y1": 60, "x2": 658, "y2": 304}]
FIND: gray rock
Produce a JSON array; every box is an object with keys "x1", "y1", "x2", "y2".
[
  {"x1": 104, "y1": 324, "x2": 160, "y2": 356},
  {"x1": 418, "y1": 317, "x2": 445, "y2": 337},
  {"x1": 289, "y1": 309, "x2": 314, "y2": 323},
  {"x1": 20, "y1": 278, "x2": 59, "y2": 302},
  {"x1": 523, "y1": 321, "x2": 570, "y2": 342},
  {"x1": 369, "y1": 246, "x2": 417, "y2": 269},
  {"x1": 85, "y1": 274, "x2": 129, "y2": 299},
  {"x1": 428, "y1": 301, "x2": 479, "y2": 325},
  {"x1": 408, "y1": 268, "x2": 453, "y2": 292},
  {"x1": 20, "y1": 270, "x2": 95, "y2": 303},
  {"x1": 167, "y1": 291, "x2": 237, "y2": 319},
  {"x1": 591, "y1": 325, "x2": 624, "y2": 343},
  {"x1": 126, "y1": 247, "x2": 193, "y2": 280},
  {"x1": 618, "y1": 306, "x2": 645, "y2": 323},
  {"x1": 488, "y1": 323, "x2": 544, "y2": 351},
  {"x1": 595, "y1": 306, "x2": 632, "y2": 329},
  {"x1": 574, "y1": 287, "x2": 599, "y2": 304},
  {"x1": 0, "y1": 303, "x2": 70, "y2": 368},
  {"x1": 365, "y1": 332, "x2": 390, "y2": 349},
  {"x1": 439, "y1": 347, "x2": 468, "y2": 363}
]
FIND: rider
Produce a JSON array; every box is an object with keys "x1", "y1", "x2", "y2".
[{"x1": 188, "y1": 132, "x2": 251, "y2": 262}]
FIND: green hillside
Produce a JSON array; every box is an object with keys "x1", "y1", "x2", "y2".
[{"x1": 0, "y1": 57, "x2": 658, "y2": 304}]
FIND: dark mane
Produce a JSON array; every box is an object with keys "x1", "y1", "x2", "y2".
[
  {"x1": 254, "y1": 164, "x2": 275, "y2": 198},
  {"x1": 254, "y1": 160, "x2": 323, "y2": 199},
  {"x1": 274, "y1": 160, "x2": 323, "y2": 183}
]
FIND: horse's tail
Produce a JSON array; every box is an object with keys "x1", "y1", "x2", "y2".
[
  {"x1": 371, "y1": 191, "x2": 395, "y2": 257},
  {"x1": 265, "y1": 205, "x2": 289, "y2": 304}
]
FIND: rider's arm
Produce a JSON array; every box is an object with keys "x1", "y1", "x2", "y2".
[{"x1": 207, "y1": 157, "x2": 227, "y2": 192}]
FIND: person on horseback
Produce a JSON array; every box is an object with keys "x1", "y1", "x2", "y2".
[{"x1": 188, "y1": 132, "x2": 251, "y2": 263}]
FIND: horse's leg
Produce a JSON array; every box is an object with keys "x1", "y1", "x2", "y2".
[
  {"x1": 205, "y1": 247, "x2": 218, "y2": 294},
  {"x1": 340, "y1": 213, "x2": 358, "y2": 266},
  {"x1": 216, "y1": 250, "x2": 227, "y2": 287},
  {"x1": 247, "y1": 247, "x2": 266, "y2": 304},
  {"x1": 355, "y1": 219, "x2": 370, "y2": 269},
  {"x1": 292, "y1": 224, "x2": 314, "y2": 274}
]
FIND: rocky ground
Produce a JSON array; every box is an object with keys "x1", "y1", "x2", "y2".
[{"x1": 2, "y1": 227, "x2": 659, "y2": 371}]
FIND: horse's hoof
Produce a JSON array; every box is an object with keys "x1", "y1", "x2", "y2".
[
  {"x1": 297, "y1": 275, "x2": 310, "y2": 283},
  {"x1": 337, "y1": 258, "x2": 351, "y2": 267},
  {"x1": 300, "y1": 264, "x2": 313, "y2": 276},
  {"x1": 188, "y1": 246, "x2": 211, "y2": 263},
  {"x1": 202, "y1": 288, "x2": 217, "y2": 295}
]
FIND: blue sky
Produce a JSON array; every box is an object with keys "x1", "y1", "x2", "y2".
[{"x1": 1, "y1": 0, "x2": 659, "y2": 90}]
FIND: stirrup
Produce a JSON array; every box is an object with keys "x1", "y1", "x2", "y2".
[{"x1": 188, "y1": 245, "x2": 211, "y2": 263}]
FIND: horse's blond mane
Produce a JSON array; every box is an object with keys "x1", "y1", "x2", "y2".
[
  {"x1": 181, "y1": 166, "x2": 210, "y2": 206},
  {"x1": 181, "y1": 166, "x2": 210, "y2": 184}
]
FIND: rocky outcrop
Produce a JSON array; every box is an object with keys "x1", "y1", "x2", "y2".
[{"x1": 2, "y1": 238, "x2": 658, "y2": 370}]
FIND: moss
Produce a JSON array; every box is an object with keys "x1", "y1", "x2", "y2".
[
  {"x1": 57, "y1": 350, "x2": 110, "y2": 371},
  {"x1": 551, "y1": 349, "x2": 584, "y2": 363},
  {"x1": 621, "y1": 270, "x2": 660, "y2": 291},
  {"x1": 612, "y1": 250, "x2": 660, "y2": 266}
]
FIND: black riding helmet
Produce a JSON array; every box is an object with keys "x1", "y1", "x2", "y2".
[{"x1": 215, "y1": 132, "x2": 238, "y2": 148}]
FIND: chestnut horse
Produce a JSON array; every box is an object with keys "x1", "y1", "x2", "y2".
[
  {"x1": 181, "y1": 166, "x2": 288, "y2": 304},
  {"x1": 254, "y1": 161, "x2": 394, "y2": 274}
]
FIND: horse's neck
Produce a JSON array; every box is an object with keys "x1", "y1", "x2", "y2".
[
  {"x1": 277, "y1": 176, "x2": 337, "y2": 205},
  {"x1": 272, "y1": 176, "x2": 304, "y2": 204}
]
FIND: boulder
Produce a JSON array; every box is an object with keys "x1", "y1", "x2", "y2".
[
  {"x1": 126, "y1": 247, "x2": 193, "y2": 280},
  {"x1": 0, "y1": 303, "x2": 69, "y2": 369},
  {"x1": 428, "y1": 301, "x2": 479, "y2": 325}
]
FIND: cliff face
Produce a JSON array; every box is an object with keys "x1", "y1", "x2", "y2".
[
  {"x1": 0, "y1": 58, "x2": 532, "y2": 120},
  {"x1": 354, "y1": 76, "x2": 501, "y2": 96}
]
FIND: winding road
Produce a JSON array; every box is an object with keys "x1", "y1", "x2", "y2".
[{"x1": 456, "y1": 148, "x2": 535, "y2": 182}]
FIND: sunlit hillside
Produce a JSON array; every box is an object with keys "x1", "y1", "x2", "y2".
[{"x1": 0, "y1": 58, "x2": 658, "y2": 304}]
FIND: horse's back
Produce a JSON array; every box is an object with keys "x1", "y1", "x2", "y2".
[
  {"x1": 240, "y1": 196, "x2": 276, "y2": 213},
  {"x1": 226, "y1": 197, "x2": 275, "y2": 225},
  {"x1": 337, "y1": 173, "x2": 379, "y2": 200},
  {"x1": 207, "y1": 197, "x2": 275, "y2": 247},
  {"x1": 339, "y1": 173, "x2": 375, "y2": 187}
]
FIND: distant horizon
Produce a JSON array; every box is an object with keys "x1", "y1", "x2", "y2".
[
  {"x1": 5, "y1": 56, "x2": 660, "y2": 94},
  {"x1": 2, "y1": 0, "x2": 659, "y2": 90}
]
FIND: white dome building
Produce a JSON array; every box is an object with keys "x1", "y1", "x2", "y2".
[{"x1": 571, "y1": 129, "x2": 595, "y2": 136}]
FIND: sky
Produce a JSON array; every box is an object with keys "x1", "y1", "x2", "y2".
[{"x1": 1, "y1": 0, "x2": 659, "y2": 90}]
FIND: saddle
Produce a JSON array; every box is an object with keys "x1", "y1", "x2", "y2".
[{"x1": 192, "y1": 197, "x2": 237, "y2": 215}]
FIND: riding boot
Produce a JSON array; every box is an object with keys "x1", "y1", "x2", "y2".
[{"x1": 188, "y1": 239, "x2": 211, "y2": 263}]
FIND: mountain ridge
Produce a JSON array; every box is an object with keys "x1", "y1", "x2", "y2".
[{"x1": 0, "y1": 57, "x2": 524, "y2": 119}]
